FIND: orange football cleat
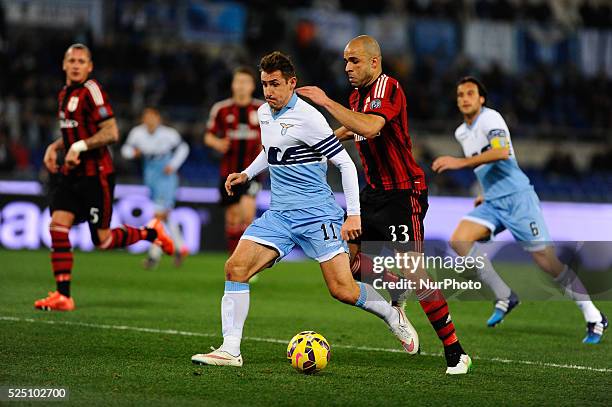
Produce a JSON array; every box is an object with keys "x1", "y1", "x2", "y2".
[
  {"x1": 34, "y1": 291, "x2": 75, "y2": 311},
  {"x1": 147, "y1": 219, "x2": 175, "y2": 256}
]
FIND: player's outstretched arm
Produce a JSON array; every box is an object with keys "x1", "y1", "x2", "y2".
[
  {"x1": 226, "y1": 150, "x2": 269, "y2": 196},
  {"x1": 297, "y1": 86, "x2": 385, "y2": 138},
  {"x1": 432, "y1": 147, "x2": 510, "y2": 173},
  {"x1": 334, "y1": 126, "x2": 354, "y2": 141},
  {"x1": 329, "y1": 149, "x2": 362, "y2": 241}
]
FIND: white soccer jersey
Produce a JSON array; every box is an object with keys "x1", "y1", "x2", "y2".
[
  {"x1": 454, "y1": 107, "x2": 531, "y2": 199},
  {"x1": 121, "y1": 124, "x2": 189, "y2": 171},
  {"x1": 254, "y1": 93, "x2": 355, "y2": 212}
]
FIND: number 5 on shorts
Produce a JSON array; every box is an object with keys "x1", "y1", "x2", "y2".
[{"x1": 90, "y1": 207, "x2": 99, "y2": 224}]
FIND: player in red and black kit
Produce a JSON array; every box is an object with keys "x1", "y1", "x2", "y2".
[
  {"x1": 34, "y1": 43, "x2": 174, "y2": 311},
  {"x1": 297, "y1": 35, "x2": 471, "y2": 374},
  {"x1": 204, "y1": 67, "x2": 263, "y2": 253}
]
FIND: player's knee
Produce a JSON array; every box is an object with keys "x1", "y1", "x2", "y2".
[{"x1": 224, "y1": 257, "x2": 250, "y2": 283}]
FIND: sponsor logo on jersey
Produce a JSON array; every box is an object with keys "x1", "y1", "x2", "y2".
[
  {"x1": 67, "y1": 96, "x2": 79, "y2": 112},
  {"x1": 260, "y1": 120, "x2": 269, "y2": 125},
  {"x1": 60, "y1": 119, "x2": 79, "y2": 128},
  {"x1": 354, "y1": 133, "x2": 367, "y2": 142},
  {"x1": 267, "y1": 145, "x2": 322, "y2": 165}
]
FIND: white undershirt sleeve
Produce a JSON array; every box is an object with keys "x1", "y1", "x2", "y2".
[
  {"x1": 242, "y1": 149, "x2": 269, "y2": 180},
  {"x1": 329, "y1": 149, "x2": 361, "y2": 216}
]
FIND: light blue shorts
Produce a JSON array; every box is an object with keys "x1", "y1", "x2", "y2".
[
  {"x1": 241, "y1": 201, "x2": 348, "y2": 263},
  {"x1": 145, "y1": 172, "x2": 178, "y2": 212},
  {"x1": 464, "y1": 189, "x2": 551, "y2": 251}
]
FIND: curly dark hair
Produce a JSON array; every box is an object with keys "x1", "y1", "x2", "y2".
[{"x1": 259, "y1": 51, "x2": 296, "y2": 80}]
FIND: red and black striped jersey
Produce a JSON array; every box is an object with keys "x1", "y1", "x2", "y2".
[
  {"x1": 57, "y1": 79, "x2": 115, "y2": 176},
  {"x1": 206, "y1": 98, "x2": 263, "y2": 178},
  {"x1": 349, "y1": 74, "x2": 426, "y2": 191}
]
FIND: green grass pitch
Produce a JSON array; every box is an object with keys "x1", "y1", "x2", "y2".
[{"x1": 1, "y1": 250, "x2": 610, "y2": 406}]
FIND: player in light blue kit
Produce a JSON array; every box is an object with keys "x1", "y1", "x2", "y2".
[
  {"x1": 433, "y1": 77, "x2": 607, "y2": 343},
  {"x1": 121, "y1": 107, "x2": 190, "y2": 268},
  {"x1": 191, "y1": 52, "x2": 419, "y2": 367}
]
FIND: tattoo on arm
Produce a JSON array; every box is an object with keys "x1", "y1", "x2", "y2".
[{"x1": 84, "y1": 118, "x2": 119, "y2": 150}]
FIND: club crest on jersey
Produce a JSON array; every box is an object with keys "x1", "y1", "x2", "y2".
[
  {"x1": 370, "y1": 99, "x2": 382, "y2": 109},
  {"x1": 67, "y1": 96, "x2": 79, "y2": 112},
  {"x1": 279, "y1": 123, "x2": 294, "y2": 135}
]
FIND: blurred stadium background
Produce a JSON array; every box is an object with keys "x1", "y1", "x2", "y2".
[{"x1": 0, "y1": 0, "x2": 611, "y2": 252}]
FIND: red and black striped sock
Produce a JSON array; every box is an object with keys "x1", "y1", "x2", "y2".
[
  {"x1": 50, "y1": 222, "x2": 73, "y2": 297},
  {"x1": 99, "y1": 225, "x2": 156, "y2": 250},
  {"x1": 417, "y1": 287, "x2": 464, "y2": 355}
]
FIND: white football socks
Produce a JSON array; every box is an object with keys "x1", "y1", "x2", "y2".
[
  {"x1": 469, "y1": 245, "x2": 512, "y2": 300},
  {"x1": 554, "y1": 266, "x2": 601, "y2": 323},
  {"x1": 354, "y1": 282, "x2": 397, "y2": 324},
  {"x1": 220, "y1": 281, "x2": 250, "y2": 356},
  {"x1": 148, "y1": 241, "x2": 162, "y2": 261}
]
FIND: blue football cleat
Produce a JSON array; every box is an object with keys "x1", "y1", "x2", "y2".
[
  {"x1": 583, "y1": 312, "x2": 608, "y2": 344},
  {"x1": 487, "y1": 291, "x2": 520, "y2": 327}
]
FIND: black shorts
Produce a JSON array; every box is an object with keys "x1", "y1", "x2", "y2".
[
  {"x1": 218, "y1": 178, "x2": 261, "y2": 207},
  {"x1": 49, "y1": 173, "x2": 115, "y2": 231},
  {"x1": 352, "y1": 186, "x2": 428, "y2": 250}
]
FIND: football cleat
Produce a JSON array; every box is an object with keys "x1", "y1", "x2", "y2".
[
  {"x1": 487, "y1": 291, "x2": 520, "y2": 327},
  {"x1": 583, "y1": 312, "x2": 608, "y2": 344},
  {"x1": 142, "y1": 257, "x2": 159, "y2": 270},
  {"x1": 445, "y1": 354, "x2": 472, "y2": 375},
  {"x1": 388, "y1": 306, "x2": 419, "y2": 355},
  {"x1": 34, "y1": 291, "x2": 75, "y2": 311},
  {"x1": 173, "y1": 246, "x2": 189, "y2": 268},
  {"x1": 147, "y1": 219, "x2": 175, "y2": 256},
  {"x1": 191, "y1": 348, "x2": 243, "y2": 367}
]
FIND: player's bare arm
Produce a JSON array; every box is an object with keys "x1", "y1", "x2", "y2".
[
  {"x1": 225, "y1": 173, "x2": 248, "y2": 196},
  {"x1": 334, "y1": 126, "x2": 354, "y2": 141},
  {"x1": 204, "y1": 131, "x2": 230, "y2": 154},
  {"x1": 341, "y1": 215, "x2": 361, "y2": 241},
  {"x1": 65, "y1": 118, "x2": 119, "y2": 168},
  {"x1": 432, "y1": 147, "x2": 510, "y2": 173},
  {"x1": 296, "y1": 86, "x2": 385, "y2": 138},
  {"x1": 43, "y1": 138, "x2": 65, "y2": 173}
]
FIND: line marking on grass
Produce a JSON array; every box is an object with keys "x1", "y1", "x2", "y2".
[{"x1": 2, "y1": 315, "x2": 610, "y2": 373}]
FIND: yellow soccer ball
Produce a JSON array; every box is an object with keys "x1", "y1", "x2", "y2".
[{"x1": 286, "y1": 331, "x2": 330, "y2": 374}]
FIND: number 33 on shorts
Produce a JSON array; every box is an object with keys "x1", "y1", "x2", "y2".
[{"x1": 389, "y1": 225, "x2": 410, "y2": 242}]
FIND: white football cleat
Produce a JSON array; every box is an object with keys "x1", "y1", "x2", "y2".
[
  {"x1": 388, "y1": 306, "x2": 419, "y2": 355},
  {"x1": 445, "y1": 354, "x2": 472, "y2": 375},
  {"x1": 191, "y1": 348, "x2": 243, "y2": 367}
]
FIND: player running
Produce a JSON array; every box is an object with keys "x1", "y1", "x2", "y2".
[
  {"x1": 191, "y1": 51, "x2": 418, "y2": 367},
  {"x1": 204, "y1": 67, "x2": 263, "y2": 254},
  {"x1": 122, "y1": 107, "x2": 190, "y2": 269},
  {"x1": 297, "y1": 35, "x2": 471, "y2": 374},
  {"x1": 432, "y1": 76, "x2": 608, "y2": 344},
  {"x1": 34, "y1": 44, "x2": 174, "y2": 311}
]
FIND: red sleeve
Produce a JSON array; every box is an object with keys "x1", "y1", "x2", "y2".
[
  {"x1": 84, "y1": 80, "x2": 114, "y2": 123},
  {"x1": 364, "y1": 77, "x2": 401, "y2": 122},
  {"x1": 206, "y1": 103, "x2": 223, "y2": 135}
]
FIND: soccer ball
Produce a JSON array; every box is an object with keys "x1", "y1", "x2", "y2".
[{"x1": 286, "y1": 331, "x2": 330, "y2": 374}]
